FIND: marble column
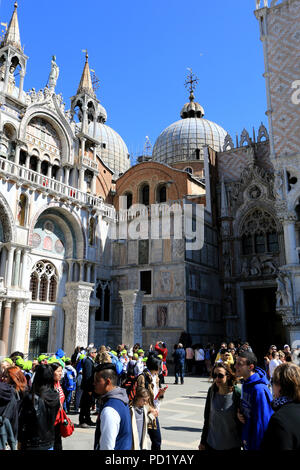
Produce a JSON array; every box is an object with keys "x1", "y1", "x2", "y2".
[
  {"x1": 88, "y1": 307, "x2": 96, "y2": 345},
  {"x1": 12, "y1": 248, "x2": 21, "y2": 287},
  {"x1": 18, "y1": 70, "x2": 25, "y2": 100},
  {"x1": 20, "y1": 250, "x2": 29, "y2": 289},
  {"x1": 62, "y1": 283, "x2": 93, "y2": 354},
  {"x1": 120, "y1": 290, "x2": 144, "y2": 347},
  {"x1": 79, "y1": 168, "x2": 85, "y2": 192},
  {"x1": 6, "y1": 246, "x2": 15, "y2": 288},
  {"x1": 0, "y1": 300, "x2": 12, "y2": 356},
  {"x1": 11, "y1": 301, "x2": 25, "y2": 352},
  {"x1": 283, "y1": 220, "x2": 298, "y2": 264}
]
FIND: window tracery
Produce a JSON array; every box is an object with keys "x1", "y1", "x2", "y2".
[
  {"x1": 30, "y1": 260, "x2": 58, "y2": 303},
  {"x1": 240, "y1": 209, "x2": 279, "y2": 255}
]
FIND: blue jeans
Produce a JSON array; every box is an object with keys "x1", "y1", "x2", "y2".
[
  {"x1": 148, "y1": 418, "x2": 161, "y2": 450},
  {"x1": 175, "y1": 362, "x2": 185, "y2": 384},
  {"x1": 65, "y1": 390, "x2": 73, "y2": 412},
  {"x1": 75, "y1": 374, "x2": 83, "y2": 412}
]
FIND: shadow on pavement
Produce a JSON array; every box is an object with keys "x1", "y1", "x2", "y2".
[{"x1": 162, "y1": 426, "x2": 202, "y2": 433}]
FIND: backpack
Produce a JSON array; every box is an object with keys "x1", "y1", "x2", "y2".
[
  {"x1": 0, "y1": 400, "x2": 17, "y2": 451},
  {"x1": 122, "y1": 371, "x2": 151, "y2": 402},
  {"x1": 63, "y1": 369, "x2": 76, "y2": 391}
]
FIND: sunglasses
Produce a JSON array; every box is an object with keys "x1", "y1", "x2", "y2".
[{"x1": 212, "y1": 373, "x2": 226, "y2": 379}]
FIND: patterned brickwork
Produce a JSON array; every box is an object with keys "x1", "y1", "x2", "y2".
[
  {"x1": 265, "y1": 0, "x2": 300, "y2": 157},
  {"x1": 217, "y1": 141, "x2": 272, "y2": 182}
]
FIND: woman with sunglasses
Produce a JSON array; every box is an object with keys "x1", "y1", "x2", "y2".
[{"x1": 199, "y1": 363, "x2": 242, "y2": 451}]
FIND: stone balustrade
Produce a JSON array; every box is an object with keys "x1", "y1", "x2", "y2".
[{"x1": 0, "y1": 156, "x2": 115, "y2": 219}]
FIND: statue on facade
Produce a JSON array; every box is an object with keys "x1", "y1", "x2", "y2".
[
  {"x1": 47, "y1": 55, "x2": 59, "y2": 91},
  {"x1": 276, "y1": 272, "x2": 293, "y2": 308}
]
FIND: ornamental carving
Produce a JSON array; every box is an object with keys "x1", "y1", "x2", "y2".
[
  {"x1": 240, "y1": 255, "x2": 278, "y2": 277},
  {"x1": 240, "y1": 209, "x2": 277, "y2": 236},
  {"x1": 248, "y1": 185, "x2": 262, "y2": 200}
]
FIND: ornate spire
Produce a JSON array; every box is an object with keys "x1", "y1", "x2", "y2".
[
  {"x1": 1, "y1": 1, "x2": 22, "y2": 51},
  {"x1": 77, "y1": 50, "x2": 95, "y2": 97}
]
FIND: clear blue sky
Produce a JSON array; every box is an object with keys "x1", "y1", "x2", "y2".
[{"x1": 1, "y1": 0, "x2": 267, "y2": 158}]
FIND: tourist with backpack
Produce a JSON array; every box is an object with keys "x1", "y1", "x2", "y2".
[
  {"x1": 63, "y1": 359, "x2": 77, "y2": 413},
  {"x1": 0, "y1": 381, "x2": 19, "y2": 449},
  {"x1": 18, "y1": 364, "x2": 60, "y2": 450}
]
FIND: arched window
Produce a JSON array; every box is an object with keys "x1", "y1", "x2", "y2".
[
  {"x1": 184, "y1": 167, "x2": 193, "y2": 175},
  {"x1": 240, "y1": 209, "x2": 279, "y2": 255},
  {"x1": 140, "y1": 184, "x2": 150, "y2": 206},
  {"x1": 30, "y1": 260, "x2": 58, "y2": 303},
  {"x1": 156, "y1": 184, "x2": 167, "y2": 203},
  {"x1": 124, "y1": 192, "x2": 133, "y2": 209}
]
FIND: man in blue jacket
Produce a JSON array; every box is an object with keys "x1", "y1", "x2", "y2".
[
  {"x1": 173, "y1": 343, "x2": 186, "y2": 385},
  {"x1": 235, "y1": 350, "x2": 273, "y2": 450},
  {"x1": 93, "y1": 363, "x2": 132, "y2": 450}
]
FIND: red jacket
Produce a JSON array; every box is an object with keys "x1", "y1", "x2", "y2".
[{"x1": 155, "y1": 342, "x2": 168, "y2": 362}]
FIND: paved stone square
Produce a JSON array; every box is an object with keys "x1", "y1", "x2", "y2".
[{"x1": 63, "y1": 375, "x2": 211, "y2": 451}]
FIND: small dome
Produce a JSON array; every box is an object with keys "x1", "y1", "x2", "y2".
[
  {"x1": 180, "y1": 100, "x2": 205, "y2": 119},
  {"x1": 152, "y1": 117, "x2": 227, "y2": 164},
  {"x1": 90, "y1": 122, "x2": 130, "y2": 176}
]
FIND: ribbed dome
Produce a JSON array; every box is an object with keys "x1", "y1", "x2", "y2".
[
  {"x1": 90, "y1": 122, "x2": 130, "y2": 176},
  {"x1": 152, "y1": 117, "x2": 227, "y2": 164}
]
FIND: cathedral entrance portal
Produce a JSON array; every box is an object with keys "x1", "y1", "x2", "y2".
[
  {"x1": 28, "y1": 316, "x2": 49, "y2": 359},
  {"x1": 243, "y1": 287, "x2": 286, "y2": 366}
]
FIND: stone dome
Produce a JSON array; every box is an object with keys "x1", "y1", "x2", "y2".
[
  {"x1": 152, "y1": 96, "x2": 227, "y2": 164},
  {"x1": 90, "y1": 122, "x2": 130, "y2": 176}
]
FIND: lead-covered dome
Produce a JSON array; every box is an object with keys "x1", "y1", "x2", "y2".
[
  {"x1": 91, "y1": 122, "x2": 130, "y2": 176},
  {"x1": 152, "y1": 89, "x2": 227, "y2": 164}
]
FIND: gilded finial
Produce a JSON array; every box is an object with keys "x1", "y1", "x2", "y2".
[{"x1": 14, "y1": 1, "x2": 18, "y2": 9}]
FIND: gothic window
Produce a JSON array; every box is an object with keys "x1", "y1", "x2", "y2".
[
  {"x1": 240, "y1": 209, "x2": 279, "y2": 255},
  {"x1": 30, "y1": 260, "x2": 58, "y2": 303},
  {"x1": 95, "y1": 281, "x2": 111, "y2": 321},
  {"x1": 49, "y1": 276, "x2": 57, "y2": 302},
  {"x1": 30, "y1": 273, "x2": 38, "y2": 301}
]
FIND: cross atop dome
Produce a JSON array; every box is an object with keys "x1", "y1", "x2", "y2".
[
  {"x1": 181, "y1": 68, "x2": 204, "y2": 118},
  {"x1": 184, "y1": 68, "x2": 199, "y2": 102}
]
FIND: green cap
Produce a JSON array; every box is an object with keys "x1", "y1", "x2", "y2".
[
  {"x1": 111, "y1": 351, "x2": 117, "y2": 356},
  {"x1": 79, "y1": 354, "x2": 86, "y2": 360},
  {"x1": 23, "y1": 360, "x2": 32, "y2": 371},
  {"x1": 121, "y1": 350, "x2": 127, "y2": 355},
  {"x1": 15, "y1": 357, "x2": 25, "y2": 368},
  {"x1": 142, "y1": 357, "x2": 148, "y2": 362},
  {"x1": 38, "y1": 354, "x2": 48, "y2": 363},
  {"x1": 65, "y1": 357, "x2": 71, "y2": 362},
  {"x1": 133, "y1": 354, "x2": 138, "y2": 360},
  {"x1": 48, "y1": 356, "x2": 64, "y2": 367}
]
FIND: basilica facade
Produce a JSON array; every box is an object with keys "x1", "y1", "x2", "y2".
[{"x1": 0, "y1": 0, "x2": 299, "y2": 359}]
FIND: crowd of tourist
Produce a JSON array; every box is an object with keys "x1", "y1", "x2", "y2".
[{"x1": 1, "y1": 338, "x2": 300, "y2": 451}]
